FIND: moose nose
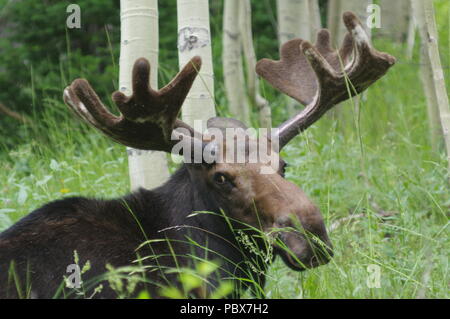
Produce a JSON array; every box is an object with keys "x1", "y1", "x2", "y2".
[
  {"x1": 274, "y1": 214, "x2": 333, "y2": 270},
  {"x1": 311, "y1": 238, "x2": 333, "y2": 266},
  {"x1": 297, "y1": 234, "x2": 333, "y2": 267}
]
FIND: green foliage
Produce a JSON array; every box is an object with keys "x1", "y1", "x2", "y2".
[{"x1": 0, "y1": 0, "x2": 121, "y2": 148}]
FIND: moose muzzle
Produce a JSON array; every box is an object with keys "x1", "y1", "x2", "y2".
[{"x1": 275, "y1": 215, "x2": 333, "y2": 271}]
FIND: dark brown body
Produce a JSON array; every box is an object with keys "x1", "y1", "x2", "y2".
[{"x1": 0, "y1": 166, "x2": 266, "y2": 298}]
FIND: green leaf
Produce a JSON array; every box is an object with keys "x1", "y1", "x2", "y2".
[
  {"x1": 136, "y1": 290, "x2": 151, "y2": 299},
  {"x1": 210, "y1": 281, "x2": 234, "y2": 299},
  {"x1": 179, "y1": 273, "x2": 202, "y2": 292},
  {"x1": 159, "y1": 286, "x2": 185, "y2": 299}
]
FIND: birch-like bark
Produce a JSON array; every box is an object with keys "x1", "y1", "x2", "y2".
[
  {"x1": 223, "y1": 0, "x2": 250, "y2": 125},
  {"x1": 412, "y1": 0, "x2": 440, "y2": 149},
  {"x1": 413, "y1": 0, "x2": 450, "y2": 164},
  {"x1": 277, "y1": 0, "x2": 310, "y2": 43},
  {"x1": 309, "y1": 0, "x2": 322, "y2": 40},
  {"x1": 177, "y1": 0, "x2": 216, "y2": 130},
  {"x1": 239, "y1": 0, "x2": 271, "y2": 128},
  {"x1": 326, "y1": 0, "x2": 371, "y2": 120},
  {"x1": 326, "y1": 0, "x2": 341, "y2": 46},
  {"x1": 379, "y1": 0, "x2": 411, "y2": 43},
  {"x1": 406, "y1": 6, "x2": 417, "y2": 60},
  {"x1": 277, "y1": 0, "x2": 310, "y2": 115},
  {"x1": 120, "y1": 0, "x2": 169, "y2": 191}
]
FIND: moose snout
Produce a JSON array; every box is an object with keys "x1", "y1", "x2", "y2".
[
  {"x1": 277, "y1": 230, "x2": 333, "y2": 270},
  {"x1": 273, "y1": 214, "x2": 333, "y2": 271}
]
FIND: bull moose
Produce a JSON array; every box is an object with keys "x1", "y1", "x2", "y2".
[{"x1": 0, "y1": 13, "x2": 395, "y2": 298}]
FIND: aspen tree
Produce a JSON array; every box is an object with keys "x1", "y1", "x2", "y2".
[
  {"x1": 120, "y1": 0, "x2": 169, "y2": 190},
  {"x1": 379, "y1": 0, "x2": 411, "y2": 43},
  {"x1": 277, "y1": 0, "x2": 310, "y2": 115},
  {"x1": 222, "y1": 0, "x2": 250, "y2": 124},
  {"x1": 239, "y1": 0, "x2": 271, "y2": 127},
  {"x1": 326, "y1": 0, "x2": 372, "y2": 120},
  {"x1": 177, "y1": 0, "x2": 216, "y2": 130},
  {"x1": 309, "y1": 0, "x2": 322, "y2": 39},
  {"x1": 413, "y1": 0, "x2": 450, "y2": 167}
]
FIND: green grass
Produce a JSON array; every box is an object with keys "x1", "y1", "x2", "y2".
[{"x1": 1, "y1": 3, "x2": 449, "y2": 299}]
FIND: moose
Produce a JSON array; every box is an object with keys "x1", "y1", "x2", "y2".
[{"x1": 0, "y1": 13, "x2": 395, "y2": 298}]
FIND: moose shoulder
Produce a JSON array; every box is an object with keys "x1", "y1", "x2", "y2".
[{"x1": 0, "y1": 12, "x2": 395, "y2": 299}]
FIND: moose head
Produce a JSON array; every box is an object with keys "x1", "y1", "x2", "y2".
[{"x1": 63, "y1": 12, "x2": 395, "y2": 276}]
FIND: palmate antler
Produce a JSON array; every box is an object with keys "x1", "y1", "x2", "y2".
[
  {"x1": 63, "y1": 12, "x2": 395, "y2": 160},
  {"x1": 64, "y1": 57, "x2": 202, "y2": 153},
  {"x1": 256, "y1": 12, "x2": 396, "y2": 148}
]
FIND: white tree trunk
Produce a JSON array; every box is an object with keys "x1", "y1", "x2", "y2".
[
  {"x1": 326, "y1": 0, "x2": 342, "y2": 47},
  {"x1": 412, "y1": 0, "x2": 440, "y2": 150},
  {"x1": 413, "y1": 0, "x2": 450, "y2": 166},
  {"x1": 239, "y1": 0, "x2": 271, "y2": 128},
  {"x1": 277, "y1": 0, "x2": 310, "y2": 43},
  {"x1": 177, "y1": 0, "x2": 216, "y2": 130},
  {"x1": 326, "y1": 0, "x2": 371, "y2": 120},
  {"x1": 406, "y1": 5, "x2": 417, "y2": 60},
  {"x1": 120, "y1": 0, "x2": 169, "y2": 191},
  {"x1": 277, "y1": 0, "x2": 310, "y2": 114},
  {"x1": 309, "y1": 0, "x2": 322, "y2": 40},
  {"x1": 223, "y1": 0, "x2": 250, "y2": 125},
  {"x1": 379, "y1": 0, "x2": 411, "y2": 43}
]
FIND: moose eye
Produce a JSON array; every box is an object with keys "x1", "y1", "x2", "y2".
[{"x1": 213, "y1": 173, "x2": 227, "y2": 184}]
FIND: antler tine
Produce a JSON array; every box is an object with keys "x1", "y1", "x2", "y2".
[
  {"x1": 256, "y1": 11, "x2": 396, "y2": 149},
  {"x1": 64, "y1": 79, "x2": 120, "y2": 136},
  {"x1": 63, "y1": 57, "x2": 203, "y2": 153}
]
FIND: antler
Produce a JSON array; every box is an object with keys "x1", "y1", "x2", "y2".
[
  {"x1": 256, "y1": 12, "x2": 396, "y2": 148},
  {"x1": 63, "y1": 57, "x2": 202, "y2": 153}
]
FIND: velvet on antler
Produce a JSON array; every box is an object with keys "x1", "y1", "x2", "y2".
[
  {"x1": 256, "y1": 12, "x2": 396, "y2": 148},
  {"x1": 63, "y1": 57, "x2": 202, "y2": 152}
]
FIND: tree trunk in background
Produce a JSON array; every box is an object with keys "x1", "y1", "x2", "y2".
[
  {"x1": 239, "y1": 0, "x2": 271, "y2": 128},
  {"x1": 277, "y1": 0, "x2": 310, "y2": 42},
  {"x1": 413, "y1": 0, "x2": 450, "y2": 165},
  {"x1": 327, "y1": 0, "x2": 372, "y2": 46},
  {"x1": 277, "y1": 0, "x2": 310, "y2": 115},
  {"x1": 406, "y1": 4, "x2": 417, "y2": 60},
  {"x1": 223, "y1": 0, "x2": 250, "y2": 125},
  {"x1": 412, "y1": 0, "x2": 440, "y2": 150},
  {"x1": 326, "y1": 0, "x2": 371, "y2": 122},
  {"x1": 326, "y1": 0, "x2": 341, "y2": 45},
  {"x1": 177, "y1": 0, "x2": 216, "y2": 130},
  {"x1": 309, "y1": 0, "x2": 322, "y2": 40},
  {"x1": 120, "y1": 0, "x2": 169, "y2": 191},
  {"x1": 379, "y1": 0, "x2": 411, "y2": 43}
]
